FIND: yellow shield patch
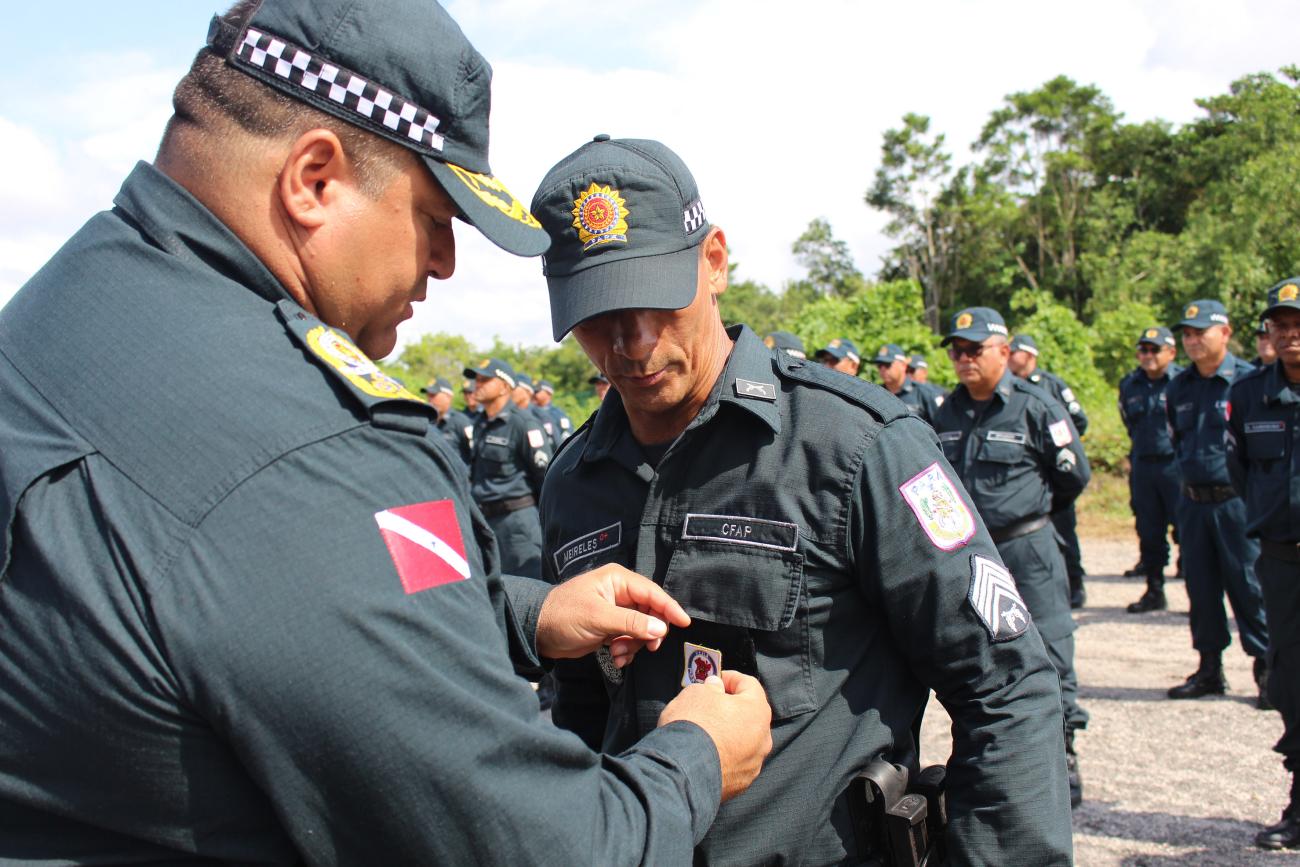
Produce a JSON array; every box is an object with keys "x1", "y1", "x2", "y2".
[
  {"x1": 956, "y1": 312, "x2": 973, "y2": 329},
  {"x1": 305, "y1": 326, "x2": 419, "y2": 402},
  {"x1": 1280, "y1": 284, "x2": 1299, "y2": 302},
  {"x1": 1185, "y1": 304, "x2": 1199, "y2": 318},
  {"x1": 572, "y1": 183, "x2": 629, "y2": 251},
  {"x1": 1145, "y1": 328, "x2": 1159, "y2": 339}
]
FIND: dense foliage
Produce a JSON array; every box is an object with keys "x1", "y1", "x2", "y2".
[{"x1": 387, "y1": 68, "x2": 1300, "y2": 472}]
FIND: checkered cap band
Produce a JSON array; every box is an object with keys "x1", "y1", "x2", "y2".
[
  {"x1": 683, "y1": 198, "x2": 707, "y2": 234},
  {"x1": 234, "y1": 27, "x2": 445, "y2": 153}
]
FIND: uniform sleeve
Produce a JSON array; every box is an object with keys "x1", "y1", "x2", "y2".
[
  {"x1": 517, "y1": 417, "x2": 552, "y2": 498},
  {"x1": 1226, "y1": 380, "x2": 1248, "y2": 496},
  {"x1": 849, "y1": 417, "x2": 1073, "y2": 865},
  {"x1": 1117, "y1": 380, "x2": 1136, "y2": 437},
  {"x1": 1033, "y1": 399, "x2": 1090, "y2": 513},
  {"x1": 155, "y1": 427, "x2": 720, "y2": 865}
]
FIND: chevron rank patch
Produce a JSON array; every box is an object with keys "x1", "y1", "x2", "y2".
[{"x1": 968, "y1": 554, "x2": 1029, "y2": 641}]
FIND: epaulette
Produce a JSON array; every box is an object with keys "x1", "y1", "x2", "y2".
[
  {"x1": 773, "y1": 352, "x2": 909, "y2": 423},
  {"x1": 552, "y1": 415, "x2": 594, "y2": 463},
  {"x1": 277, "y1": 300, "x2": 434, "y2": 435}
]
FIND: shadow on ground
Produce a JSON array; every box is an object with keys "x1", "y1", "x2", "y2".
[{"x1": 1075, "y1": 800, "x2": 1287, "y2": 865}]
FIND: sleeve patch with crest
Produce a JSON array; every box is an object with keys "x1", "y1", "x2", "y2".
[
  {"x1": 968, "y1": 554, "x2": 1029, "y2": 641},
  {"x1": 527, "y1": 429, "x2": 545, "y2": 449},
  {"x1": 1049, "y1": 420, "x2": 1073, "y2": 447},
  {"x1": 899, "y1": 462, "x2": 975, "y2": 551}
]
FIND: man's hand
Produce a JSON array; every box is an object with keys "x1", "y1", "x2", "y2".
[
  {"x1": 659, "y1": 670, "x2": 773, "y2": 802},
  {"x1": 536, "y1": 563, "x2": 690, "y2": 661}
]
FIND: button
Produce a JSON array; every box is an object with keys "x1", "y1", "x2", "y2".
[{"x1": 592, "y1": 133, "x2": 611, "y2": 142}]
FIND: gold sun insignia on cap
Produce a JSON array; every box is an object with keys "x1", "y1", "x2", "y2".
[
  {"x1": 1185, "y1": 305, "x2": 1199, "y2": 318},
  {"x1": 763, "y1": 336, "x2": 776, "y2": 348},
  {"x1": 956, "y1": 312, "x2": 973, "y2": 329},
  {"x1": 572, "y1": 183, "x2": 630, "y2": 252},
  {"x1": 830, "y1": 339, "x2": 842, "y2": 348},
  {"x1": 1279, "y1": 284, "x2": 1299, "y2": 302},
  {"x1": 479, "y1": 358, "x2": 491, "y2": 368},
  {"x1": 880, "y1": 345, "x2": 890, "y2": 356},
  {"x1": 1145, "y1": 328, "x2": 1158, "y2": 338}
]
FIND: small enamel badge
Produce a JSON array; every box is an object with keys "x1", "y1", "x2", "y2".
[
  {"x1": 682, "y1": 642, "x2": 722, "y2": 687},
  {"x1": 572, "y1": 183, "x2": 629, "y2": 251},
  {"x1": 899, "y1": 462, "x2": 975, "y2": 551},
  {"x1": 968, "y1": 554, "x2": 1029, "y2": 641}
]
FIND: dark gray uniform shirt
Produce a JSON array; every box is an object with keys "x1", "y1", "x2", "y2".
[
  {"x1": 540, "y1": 326, "x2": 1072, "y2": 866},
  {"x1": 469, "y1": 405, "x2": 551, "y2": 505},
  {"x1": 1166, "y1": 353, "x2": 1255, "y2": 486},
  {"x1": 1027, "y1": 369, "x2": 1089, "y2": 436},
  {"x1": 894, "y1": 377, "x2": 946, "y2": 427},
  {"x1": 0, "y1": 163, "x2": 720, "y2": 865},
  {"x1": 1227, "y1": 363, "x2": 1300, "y2": 542},
  {"x1": 1119, "y1": 364, "x2": 1182, "y2": 458}
]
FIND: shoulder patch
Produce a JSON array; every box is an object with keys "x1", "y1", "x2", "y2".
[
  {"x1": 898, "y1": 462, "x2": 976, "y2": 550},
  {"x1": 1049, "y1": 419, "x2": 1073, "y2": 446},
  {"x1": 527, "y1": 429, "x2": 545, "y2": 449},
  {"x1": 968, "y1": 554, "x2": 1029, "y2": 641},
  {"x1": 775, "y1": 355, "x2": 909, "y2": 423}
]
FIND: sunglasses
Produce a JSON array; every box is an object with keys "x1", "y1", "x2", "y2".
[
  {"x1": 1136, "y1": 345, "x2": 1162, "y2": 354},
  {"x1": 946, "y1": 344, "x2": 990, "y2": 360}
]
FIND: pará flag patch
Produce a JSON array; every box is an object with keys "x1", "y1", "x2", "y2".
[
  {"x1": 899, "y1": 462, "x2": 976, "y2": 550},
  {"x1": 374, "y1": 500, "x2": 471, "y2": 594},
  {"x1": 1049, "y1": 419, "x2": 1073, "y2": 447},
  {"x1": 968, "y1": 554, "x2": 1029, "y2": 641}
]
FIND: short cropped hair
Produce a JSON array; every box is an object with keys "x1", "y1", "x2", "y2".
[{"x1": 158, "y1": 0, "x2": 411, "y2": 195}]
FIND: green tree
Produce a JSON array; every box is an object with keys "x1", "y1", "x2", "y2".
[{"x1": 790, "y1": 218, "x2": 866, "y2": 299}]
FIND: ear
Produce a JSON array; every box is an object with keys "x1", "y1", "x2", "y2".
[
  {"x1": 278, "y1": 128, "x2": 350, "y2": 230},
  {"x1": 702, "y1": 226, "x2": 729, "y2": 299}
]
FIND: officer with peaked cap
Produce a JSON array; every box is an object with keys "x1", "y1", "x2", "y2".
[
  {"x1": 814, "y1": 337, "x2": 862, "y2": 376},
  {"x1": 423, "y1": 376, "x2": 474, "y2": 466},
  {"x1": 0, "y1": 2, "x2": 776, "y2": 861},
  {"x1": 510, "y1": 371, "x2": 558, "y2": 449},
  {"x1": 464, "y1": 358, "x2": 552, "y2": 577},
  {"x1": 871, "y1": 342, "x2": 944, "y2": 425},
  {"x1": 1165, "y1": 299, "x2": 1270, "y2": 704},
  {"x1": 533, "y1": 380, "x2": 573, "y2": 444},
  {"x1": 1253, "y1": 317, "x2": 1280, "y2": 367},
  {"x1": 763, "y1": 329, "x2": 807, "y2": 359},
  {"x1": 1227, "y1": 278, "x2": 1300, "y2": 849},
  {"x1": 1119, "y1": 327, "x2": 1183, "y2": 613},
  {"x1": 588, "y1": 370, "x2": 611, "y2": 401},
  {"x1": 529, "y1": 136, "x2": 1072, "y2": 864},
  {"x1": 1009, "y1": 334, "x2": 1090, "y2": 608},
  {"x1": 932, "y1": 306, "x2": 1091, "y2": 808},
  {"x1": 909, "y1": 353, "x2": 933, "y2": 384}
]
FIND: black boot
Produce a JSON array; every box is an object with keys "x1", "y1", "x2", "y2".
[
  {"x1": 1127, "y1": 574, "x2": 1167, "y2": 613},
  {"x1": 1065, "y1": 729, "x2": 1082, "y2": 809},
  {"x1": 1254, "y1": 658, "x2": 1274, "y2": 711},
  {"x1": 1123, "y1": 559, "x2": 1146, "y2": 578},
  {"x1": 1256, "y1": 775, "x2": 1300, "y2": 850},
  {"x1": 1069, "y1": 574, "x2": 1086, "y2": 609},
  {"x1": 1168, "y1": 653, "x2": 1227, "y2": 699}
]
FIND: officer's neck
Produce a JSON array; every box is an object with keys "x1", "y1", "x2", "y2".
[
  {"x1": 484, "y1": 392, "x2": 511, "y2": 419},
  {"x1": 1193, "y1": 349, "x2": 1227, "y2": 378},
  {"x1": 965, "y1": 370, "x2": 1004, "y2": 402},
  {"x1": 624, "y1": 329, "x2": 734, "y2": 447}
]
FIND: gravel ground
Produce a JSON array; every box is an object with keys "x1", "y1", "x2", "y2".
[{"x1": 919, "y1": 535, "x2": 1298, "y2": 865}]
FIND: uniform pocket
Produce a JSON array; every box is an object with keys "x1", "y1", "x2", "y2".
[
  {"x1": 662, "y1": 538, "x2": 812, "y2": 719},
  {"x1": 1244, "y1": 423, "x2": 1288, "y2": 462}
]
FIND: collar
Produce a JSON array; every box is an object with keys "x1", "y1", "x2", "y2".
[
  {"x1": 1263, "y1": 362, "x2": 1300, "y2": 406},
  {"x1": 113, "y1": 162, "x2": 290, "y2": 306},
  {"x1": 1199, "y1": 352, "x2": 1242, "y2": 383},
  {"x1": 577, "y1": 324, "x2": 780, "y2": 466},
  {"x1": 952, "y1": 368, "x2": 1015, "y2": 407},
  {"x1": 897, "y1": 378, "x2": 916, "y2": 396}
]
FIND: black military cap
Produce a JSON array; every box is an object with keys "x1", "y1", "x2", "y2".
[
  {"x1": 942, "y1": 307, "x2": 1009, "y2": 345},
  {"x1": 815, "y1": 338, "x2": 861, "y2": 364},
  {"x1": 1009, "y1": 335, "x2": 1039, "y2": 355},
  {"x1": 422, "y1": 376, "x2": 454, "y2": 396},
  {"x1": 908, "y1": 354, "x2": 928, "y2": 371},
  {"x1": 1264, "y1": 277, "x2": 1300, "y2": 318},
  {"x1": 587, "y1": 371, "x2": 609, "y2": 385},
  {"x1": 1136, "y1": 326, "x2": 1175, "y2": 348},
  {"x1": 763, "y1": 331, "x2": 806, "y2": 359},
  {"x1": 536, "y1": 380, "x2": 555, "y2": 394},
  {"x1": 1174, "y1": 299, "x2": 1230, "y2": 329},
  {"x1": 514, "y1": 373, "x2": 536, "y2": 393},
  {"x1": 870, "y1": 343, "x2": 909, "y2": 365},
  {"x1": 205, "y1": 0, "x2": 548, "y2": 256},
  {"x1": 463, "y1": 357, "x2": 516, "y2": 388}
]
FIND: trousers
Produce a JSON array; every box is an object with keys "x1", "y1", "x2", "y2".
[
  {"x1": 1257, "y1": 551, "x2": 1300, "y2": 772},
  {"x1": 1175, "y1": 496, "x2": 1268, "y2": 658}
]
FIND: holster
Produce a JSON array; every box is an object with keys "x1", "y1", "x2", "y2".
[{"x1": 849, "y1": 760, "x2": 948, "y2": 867}]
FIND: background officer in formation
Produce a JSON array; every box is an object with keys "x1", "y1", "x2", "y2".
[
  {"x1": 423, "y1": 376, "x2": 473, "y2": 465},
  {"x1": 462, "y1": 377, "x2": 481, "y2": 414},
  {"x1": 763, "y1": 329, "x2": 807, "y2": 358},
  {"x1": 0, "y1": 0, "x2": 776, "y2": 861},
  {"x1": 530, "y1": 135, "x2": 1073, "y2": 865},
  {"x1": 1164, "y1": 299, "x2": 1270, "y2": 703},
  {"x1": 510, "y1": 372, "x2": 558, "y2": 449},
  {"x1": 1119, "y1": 327, "x2": 1183, "y2": 613},
  {"x1": 589, "y1": 370, "x2": 611, "y2": 401},
  {"x1": 933, "y1": 307, "x2": 1091, "y2": 808},
  {"x1": 1228, "y1": 278, "x2": 1300, "y2": 850},
  {"x1": 909, "y1": 353, "x2": 932, "y2": 384},
  {"x1": 871, "y1": 342, "x2": 945, "y2": 425},
  {"x1": 533, "y1": 379, "x2": 573, "y2": 444},
  {"x1": 464, "y1": 358, "x2": 552, "y2": 577},
  {"x1": 1010, "y1": 334, "x2": 1090, "y2": 608},
  {"x1": 815, "y1": 337, "x2": 862, "y2": 375},
  {"x1": 1253, "y1": 318, "x2": 1279, "y2": 367}
]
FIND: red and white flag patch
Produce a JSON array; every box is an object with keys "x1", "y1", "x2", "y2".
[{"x1": 374, "y1": 500, "x2": 471, "y2": 594}]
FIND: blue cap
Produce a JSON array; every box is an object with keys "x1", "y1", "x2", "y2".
[
  {"x1": 536, "y1": 380, "x2": 555, "y2": 394},
  {"x1": 1264, "y1": 277, "x2": 1300, "y2": 318},
  {"x1": 871, "y1": 343, "x2": 909, "y2": 365},
  {"x1": 1009, "y1": 335, "x2": 1039, "y2": 355},
  {"x1": 1136, "y1": 326, "x2": 1175, "y2": 348},
  {"x1": 763, "y1": 330, "x2": 806, "y2": 359},
  {"x1": 588, "y1": 371, "x2": 609, "y2": 385},
  {"x1": 463, "y1": 357, "x2": 516, "y2": 388},
  {"x1": 422, "y1": 376, "x2": 454, "y2": 395},
  {"x1": 815, "y1": 338, "x2": 861, "y2": 364},
  {"x1": 1175, "y1": 299, "x2": 1230, "y2": 329},
  {"x1": 942, "y1": 307, "x2": 1009, "y2": 345},
  {"x1": 514, "y1": 372, "x2": 535, "y2": 393},
  {"x1": 908, "y1": 354, "x2": 928, "y2": 370}
]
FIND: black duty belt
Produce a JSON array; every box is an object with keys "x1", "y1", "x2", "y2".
[
  {"x1": 1261, "y1": 538, "x2": 1300, "y2": 563},
  {"x1": 480, "y1": 494, "x2": 536, "y2": 518},
  {"x1": 990, "y1": 515, "x2": 1050, "y2": 544},
  {"x1": 1136, "y1": 454, "x2": 1174, "y2": 463},
  {"x1": 1182, "y1": 484, "x2": 1238, "y2": 504}
]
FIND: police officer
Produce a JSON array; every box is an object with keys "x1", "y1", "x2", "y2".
[
  {"x1": 871, "y1": 342, "x2": 945, "y2": 425},
  {"x1": 1119, "y1": 327, "x2": 1183, "y2": 612},
  {"x1": 763, "y1": 329, "x2": 807, "y2": 359},
  {"x1": 534, "y1": 379, "x2": 574, "y2": 444},
  {"x1": 529, "y1": 136, "x2": 1073, "y2": 864},
  {"x1": 1009, "y1": 334, "x2": 1090, "y2": 608},
  {"x1": 909, "y1": 353, "x2": 933, "y2": 384},
  {"x1": 1228, "y1": 278, "x2": 1300, "y2": 849},
  {"x1": 462, "y1": 377, "x2": 481, "y2": 415},
  {"x1": 933, "y1": 307, "x2": 1091, "y2": 808},
  {"x1": 423, "y1": 376, "x2": 474, "y2": 465},
  {"x1": 511, "y1": 371, "x2": 558, "y2": 449},
  {"x1": 464, "y1": 358, "x2": 552, "y2": 578},
  {"x1": 815, "y1": 337, "x2": 862, "y2": 376},
  {"x1": 1165, "y1": 299, "x2": 1270, "y2": 703},
  {"x1": 1253, "y1": 317, "x2": 1279, "y2": 367},
  {"x1": 589, "y1": 370, "x2": 611, "y2": 401},
  {"x1": 0, "y1": 4, "x2": 778, "y2": 860}
]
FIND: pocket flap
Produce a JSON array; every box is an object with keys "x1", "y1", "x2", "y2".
[{"x1": 662, "y1": 537, "x2": 803, "y2": 632}]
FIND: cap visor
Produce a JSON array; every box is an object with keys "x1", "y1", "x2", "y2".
[
  {"x1": 1264, "y1": 301, "x2": 1300, "y2": 318},
  {"x1": 425, "y1": 158, "x2": 550, "y2": 257},
  {"x1": 941, "y1": 328, "x2": 993, "y2": 346},
  {"x1": 546, "y1": 245, "x2": 700, "y2": 341}
]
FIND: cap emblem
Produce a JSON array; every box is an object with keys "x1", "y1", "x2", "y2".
[
  {"x1": 956, "y1": 312, "x2": 973, "y2": 329},
  {"x1": 1185, "y1": 304, "x2": 1199, "y2": 318},
  {"x1": 1280, "y1": 284, "x2": 1299, "y2": 302},
  {"x1": 763, "y1": 335, "x2": 776, "y2": 348},
  {"x1": 572, "y1": 183, "x2": 629, "y2": 251},
  {"x1": 1145, "y1": 328, "x2": 1158, "y2": 339},
  {"x1": 830, "y1": 339, "x2": 842, "y2": 348}
]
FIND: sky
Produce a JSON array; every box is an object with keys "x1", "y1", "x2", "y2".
[{"x1": 1, "y1": 0, "x2": 1296, "y2": 356}]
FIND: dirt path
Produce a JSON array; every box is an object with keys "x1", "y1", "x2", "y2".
[{"x1": 920, "y1": 536, "x2": 1297, "y2": 865}]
